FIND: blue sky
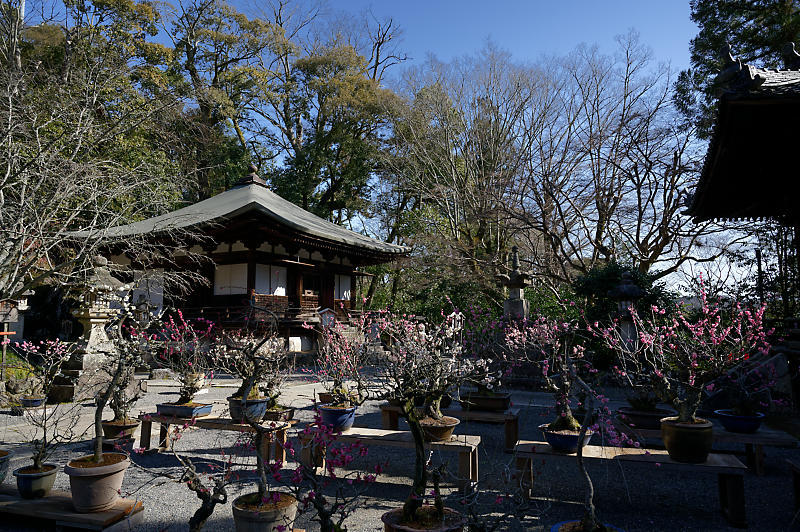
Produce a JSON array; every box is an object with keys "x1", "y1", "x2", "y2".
[{"x1": 329, "y1": 1, "x2": 698, "y2": 71}]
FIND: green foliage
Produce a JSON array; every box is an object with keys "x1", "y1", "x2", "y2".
[
  {"x1": 270, "y1": 44, "x2": 398, "y2": 220},
  {"x1": 367, "y1": 272, "x2": 500, "y2": 324},
  {"x1": 574, "y1": 262, "x2": 675, "y2": 369},
  {"x1": 573, "y1": 262, "x2": 674, "y2": 324},
  {"x1": 675, "y1": 0, "x2": 800, "y2": 136},
  {"x1": 3, "y1": 350, "x2": 34, "y2": 381},
  {"x1": 525, "y1": 284, "x2": 580, "y2": 321}
]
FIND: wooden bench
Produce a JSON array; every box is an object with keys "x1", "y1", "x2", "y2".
[
  {"x1": 138, "y1": 414, "x2": 291, "y2": 462},
  {"x1": 514, "y1": 440, "x2": 748, "y2": 528},
  {"x1": 300, "y1": 426, "x2": 480, "y2": 494},
  {"x1": 0, "y1": 486, "x2": 143, "y2": 531},
  {"x1": 620, "y1": 420, "x2": 797, "y2": 475},
  {"x1": 380, "y1": 404, "x2": 520, "y2": 453}
]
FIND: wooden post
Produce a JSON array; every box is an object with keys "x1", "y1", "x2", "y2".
[
  {"x1": 139, "y1": 419, "x2": 153, "y2": 450},
  {"x1": 504, "y1": 416, "x2": 519, "y2": 453},
  {"x1": 381, "y1": 408, "x2": 399, "y2": 430},
  {"x1": 718, "y1": 473, "x2": 747, "y2": 528},
  {"x1": 515, "y1": 456, "x2": 533, "y2": 499},
  {"x1": 1, "y1": 324, "x2": 10, "y2": 381}
]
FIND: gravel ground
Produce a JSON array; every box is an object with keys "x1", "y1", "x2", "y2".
[{"x1": 1, "y1": 377, "x2": 800, "y2": 531}]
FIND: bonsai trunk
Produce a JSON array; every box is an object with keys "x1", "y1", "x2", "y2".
[
  {"x1": 33, "y1": 419, "x2": 46, "y2": 470},
  {"x1": 402, "y1": 399, "x2": 428, "y2": 523},
  {"x1": 425, "y1": 394, "x2": 444, "y2": 420},
  {"x1": 549, "y1": 390, "x2": 581, "y2": 431},
  {"x1": 576, "y1": 393, "x2": 600, "y2": 531},
  {"x1": 240, "y1": 375, "x2": 269, "y2": 501},
  {"x1": 674, "y1": 386, "x2": 701, "y2": 423},
  {"x1": 188, "y1": 477, "x2": 227, "y2": 532},
  {"x1": 94, "y1": 359, "x2": 124, "y2": 463}
]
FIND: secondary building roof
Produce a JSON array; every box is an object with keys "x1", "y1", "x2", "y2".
[{"x1": 684, "y1": 44, "x2": 800, "y2": 224}]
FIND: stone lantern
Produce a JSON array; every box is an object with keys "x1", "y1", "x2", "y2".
[
  {"x1": 607, "y1": 271, "x2": 645, "y2": 344},
  {"x1": 54, "y1": 256, "x2": 130, "y2": 401},
  {"x1": 497, "y1": 246, "x2": 532, "y2": 321}
]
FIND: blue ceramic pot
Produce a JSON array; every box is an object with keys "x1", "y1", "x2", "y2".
[
  {"x1": 550, "y1": 520, "x2": 624, "y2": 532},
  {"x1": 319, "y1": 404, "x2": 356, "y2": 432},
  {"x1": 228, "y1": 397, "x2": 270, "y2": 423},
  {"x1": 540, "y1": 423, "x2": 593, "y2": 453},
  {"x1": 156, "y1": 402, "x2": 212, "y2": 418},
  {"x1": 14, "y1": 464, "x2": 57, "y2": 499},
  {"x1": 20, "y1": 397, "x2": 45, "y2": 408},
  {"x1": 714, "y1": 409, "x2": 765, "y2": 434}
]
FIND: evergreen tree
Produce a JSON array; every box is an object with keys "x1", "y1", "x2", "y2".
[{"x1": 675, "y1": 0, "x2": 800, "y2": 137}]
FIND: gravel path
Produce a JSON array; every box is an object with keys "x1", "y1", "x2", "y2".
[{"x1": 1, "y1": 378, "x2": 799, "y2": 531}]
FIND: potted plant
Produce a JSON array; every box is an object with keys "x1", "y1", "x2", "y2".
[
  {"x1": 64, "y1": 304, "x2": 149, "y2": 513},
  {"x1": 152, "y1": 311, "x2": 214, "y2": 418},
  {"x1": 215, "y1": 328, "x2": 290, "y2": 424},
  {"x1": 100, "y1": 361, "x2": 142, "y2": 445},
  {"x1": 260, "y1": 366, "x2": 295, "y2": 422},
  {"x1": 506, "y1": 317, "x2": 594, "y2": 453},
  {"x1": 228, "y1": 334, "x2": 298, "y2": 531},
  {"x1": 595, "y1": 285, "x2": 770, "y2": 463},
  {"x1": 616, "y1": 379, "x2": 674, "y2": 431},
  {"x1": 374, "y1": 311, "x2": 494, "y2": 530},
  {"x1": 308, "y1": 317, "x2": 369, "y2": 432},
  {"x1": 508, "y1": 315, "x2": 622, "y2": 532},
  {"x1": 283, "y1": 418, "x2": 383, "y2": 532},
  {"x1": 460, "y1": 305, "x2": 512, "y2": 412},
  {"x1": 11, "y1": 339, "x2": 81, "y2": 498},
  {"x1": 713, "y1": 360, "x2": 779, "y2": 433}
]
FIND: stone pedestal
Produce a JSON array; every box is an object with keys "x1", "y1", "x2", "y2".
[{"x1": 503, "y1": 298, "x2": 529, "y2": 321}]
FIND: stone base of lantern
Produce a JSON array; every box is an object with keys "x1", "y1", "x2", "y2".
[
  {"x1": 503, "y1": 298, "x2": 529, "y2": 321},
  {"x1": 50, "y1": 351, "x2": 110, "y2": 402}
]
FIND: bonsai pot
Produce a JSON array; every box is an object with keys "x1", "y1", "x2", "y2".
[
  {"x1": 550, "y1": 520, "x2": 624, "y2": 532},
  {"x1": 318, "y1": 404, "x2": 357, "y2": 432},
  {"x1": 19, "y1": 396, "x2": 45, "y2": 408},
  {"x1": 381, "y1": 506, "x2": 466, "y2": 532},
  {"x1": 156, "y1": 402, "x2": 212, "y2": 418},
  {"x1": 617, "y1": 406, "x2": 675, "y2": 431},
  {"x1": 102, "y1": 436, "x2": 135, "y2": 454},
  {"x1": 101, "y1": 419, "x2": 140, "y2": 439},
  {"x1": 714, "y1": 409, "x2": 766, "y2": 434},
  {"x1": 317, "y1": 391, "x2": 333, "y2": 404},
  {"x1": 0, "y1": 450, "x2": 11, "y2": 485},
  {"x1": 262, "y1": 405, "x2": 295, "y2": 422},
  {"x1": 661, "y1": 416, "x2": 713, "y2": 463},
  {"x1": 539, "y1": 424, "x2": 593, "y2": 454},
  {"x1": 13, "y1": 464, "x2": 57, "y2": 498},
  {"x1": 232, "y1": 491, "x2": 298, "y2": 532},
  {"x1": 228, "y1": 396, "x2": 270, "y2": 423},
  {"x1": 459, "y1": 391, "x2": 511, "y2": 412},
  {"x1": 420, "y1": 416, "x2": 460, "y2": 442},
  {"x1": 64, "y1": 453, "x2": 130, "y2": 512}
]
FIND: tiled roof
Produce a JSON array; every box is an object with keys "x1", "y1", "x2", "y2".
[{"x1": 72, "y1": 182, "x2": 409, "y2": 256}]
